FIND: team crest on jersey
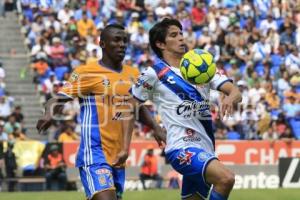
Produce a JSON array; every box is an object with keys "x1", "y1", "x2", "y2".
[
  {"x1": 177, "y1": 150, "x2": 195, "y2": 165},
  {"x1": 102, "y1": 79, "x2": 111, "y2": 87},
  {"x1": 70, "y1": 72, "x2": 79, "y2": 82},
  {"x1": 135, "y1": 77, "x2": 153, "y2": 90},
  {"x1": 99, "y1": 175, "x2": 107, "y2": 186}
]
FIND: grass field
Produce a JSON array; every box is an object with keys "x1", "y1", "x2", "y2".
[{"x1": 0, "y1": 189, "x2": 300, "y2": 200}]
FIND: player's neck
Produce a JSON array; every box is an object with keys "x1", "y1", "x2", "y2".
[
  {"x1": 162, "y1": 52, "x2": 181, "y2": 68},
  {"x1": 100, "y1": 57, "x2": 122, "y2": 72}
]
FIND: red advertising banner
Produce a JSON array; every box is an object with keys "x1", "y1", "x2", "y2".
[
  {"x1": 62, "y1": 140, "x2": 300, "y2": 167},
  {"x1": 216, "y1": 140, "x2": 300, "y2": 165}
]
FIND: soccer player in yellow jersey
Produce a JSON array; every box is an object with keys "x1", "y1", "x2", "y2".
[{"x1": 37, "y1": 24, "x2": 165, "y2": 200}]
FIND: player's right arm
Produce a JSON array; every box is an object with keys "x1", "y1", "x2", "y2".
[
  {"x1": 130, "y1": 67, "x2": 166, "y2": 146},
  {"x1": 36, "y1": 67, "x2": 94, "y2": 133}
]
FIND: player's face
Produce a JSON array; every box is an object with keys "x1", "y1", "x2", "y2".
[
  {"x1": 104, "y1": 29, "x2": 128, "y2": 62},
  {"x1": 164, "y1": 25, "x2": 186, "y2": 56}
]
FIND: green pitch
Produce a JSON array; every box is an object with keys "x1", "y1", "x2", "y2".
[{"x1": 0, "y1": 189, "x2": 299, "y2": 200}]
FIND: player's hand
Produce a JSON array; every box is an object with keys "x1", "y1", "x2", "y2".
[
  {"x1": 153, "y1": 126, "x2": 166, "y2": 148},
  {"x1": 36, "y1": 115, "x2": 52, "y2": 134},
  {"x1": 220, "y1": 96, "x2": 234, "y2": 118},
  {"x1": 112, "y1": 150, "x2": 129, "y2": 167}
]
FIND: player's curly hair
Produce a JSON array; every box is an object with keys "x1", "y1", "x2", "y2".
[{"x1": 149, "y1": 18, "x2": 182, "y2": 58}]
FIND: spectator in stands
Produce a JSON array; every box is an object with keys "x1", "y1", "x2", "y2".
[
  {"x1": 57, "y1": 4, "x2": 74, "y2": 25},
  {"x1": 0, "y1": 94, "x2": 13, "y2": 119},
  {"x1": 11, "y1": 106, "x2": 24, "y2": 124},
  {"x1": 139, "y1": 146, "x2": 163, "y2": 190},
  {"x1": 44, "y1": 145, "x2": 67, "y2": 191},
  {"x1": 8, "y1": 127, "x2": 27, "y2": 141},
  {"x1": 76, "y1": 11, "x2": 96, "y2": 38},
  {"x1": 184, "y1": 26, "x2": 197, "y2": 51},
  {"x1": 58, "y1": 125, "x2": 78, "y2": 142},
  {"x1": 49, "y1": 37, "x2": 66, "y2": 67},
  {"x1": 279, "y1": 127, "x2": 294, "y2": 141},
  {"x1": 30, "y1": 38, "x2": 51, "y2": 61},
  {"x1": 0, "y1": 121, "x2": 7, "y2": 191},
  {"x1": 265, "y1": 89, "x2": 280, "y2": 110},
  {"x1": 259, "y1": 15, "x2": 278, "y2": 36},
  {"x1": 32, "y1": 56, "x2": 49, "y2": 77},
  {"x1": 262, "y1": 121, "x2": 279, "y2": 140},
  {"x1": 282, "y1": 96, "x2": 300, "y2": 118},
  {"x1": 191, "y1": 1, "x2": 206, "y2": 30},
  {"x1": 143, "y1": 12, "x2": 155, "y2": 32},
  {"x1": 130, "y1": 25, "x2": 149, "y2": 57},
  {"x1": 4, "y1": 115, "x2": 21, "y2": 134},
  {"x1": 4, "y1": 142, "x2": 17, "y2": 192},
  {"x1": 155, "y1": 0, "x2": 173, "y2": 19}
]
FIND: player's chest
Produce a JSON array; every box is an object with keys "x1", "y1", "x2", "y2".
[{"x1": 96, "y1": 73, "x2": 136, "y2": 95}]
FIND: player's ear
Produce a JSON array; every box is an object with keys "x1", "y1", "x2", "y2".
[
  {"x1": 100, "y1": 40, "x2": 105, "y2": 48},
  {"x1": 155, "y1": 41, "x2": 165, "y2": 50}
]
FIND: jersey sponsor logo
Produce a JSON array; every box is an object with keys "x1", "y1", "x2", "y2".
[
  {"x1": 177, "y1": 150, "x2": 195, "y2": 165},
  {"x1": 183, "y1": 128, "x2": 201, "y2": 142},
  {"x1": 176, "y1": 100, "x2": 210, "y2": 118}
]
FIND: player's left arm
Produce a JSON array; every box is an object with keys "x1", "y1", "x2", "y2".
[
  {"x1": 218, "y1": 81, "x2": 242, "y2": 117},
  {"x1": 112, "y1": 98, "x2": 136, "y2": 167}
]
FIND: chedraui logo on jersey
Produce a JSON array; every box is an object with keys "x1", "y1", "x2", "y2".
[
  {"x1": 183, "y1": 128, "x2": 201, "y2": 142},
  {"x1": 176, "y1": 100, "x2": 210, "y2": 118}
]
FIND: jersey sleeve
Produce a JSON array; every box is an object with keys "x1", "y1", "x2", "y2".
[
  {"x1": 209, "y1": 69, "x2": 233, "y2": 91},
  {"x1": 130, "y1": 67, "x2": 158, "y2": 102},
  {"x1": 58, "y1": 67, "x2": 94, "y2": 98}
]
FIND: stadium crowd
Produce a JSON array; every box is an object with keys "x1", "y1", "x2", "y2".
[{"x1": 1, "y1": 0, "x2": 300, "y2": 143}]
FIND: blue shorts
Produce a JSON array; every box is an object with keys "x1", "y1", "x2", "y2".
[
  {"x1": 79, "y1": 163, "x2": 125, "y2": 200},
  {"x1": 166, "y1": 147, "x2": 217, "y2": 199}
]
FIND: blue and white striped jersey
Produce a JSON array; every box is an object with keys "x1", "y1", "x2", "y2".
[{"x1": 130, "y1": 61, "x2": 232, "y2": 154}]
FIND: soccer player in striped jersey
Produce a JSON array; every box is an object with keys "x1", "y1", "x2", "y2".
[
  {"x1": 130, "y1": 18, "x2": 242, "y2": 200},
  {"x1": 37, "y1": 24, "x2": 164, "y2": 200}
]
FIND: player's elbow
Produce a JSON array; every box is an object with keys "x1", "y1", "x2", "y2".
[
  {"x1": 220, "y1": 171, "x2": 235, "y2": 190},
  {"x1": 236, "y1": 90, "x2": 243, "y2": 103}
]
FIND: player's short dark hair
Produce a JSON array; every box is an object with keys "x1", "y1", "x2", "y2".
[
  {"x1": 149, "y1": 18, "x2": 182, "y2": 58},
  {"x1": 100, "y1": 24, "x2": 125, "y2": 42}
]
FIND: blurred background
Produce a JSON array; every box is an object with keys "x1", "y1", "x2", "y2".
[{"x1": 0, "y1": 0, "x2": 299, "y2": 198}]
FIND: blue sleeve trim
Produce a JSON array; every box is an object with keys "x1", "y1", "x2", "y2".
[{"x1": 216, "y1": 79, "x2": 233, "y2": 91}]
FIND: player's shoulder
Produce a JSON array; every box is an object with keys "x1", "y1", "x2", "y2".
[
  {"x1": 140, "y1": 66, "x2": 158, "y2": 78},
  {"x1": 123, "y1": 65, "x2": 139, "y2": 76}
]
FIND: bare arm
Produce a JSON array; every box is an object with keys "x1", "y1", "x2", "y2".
[
  {"x1": 138, "y1": 103, "x2": 166, "y2": 146},
  {"x1": 36, "y1": 95, "x2": 72, "y2": 133},
  {"x1": 112, "y1": 98, "x2": 136, "y2": 167},
  {"x1": 219, "y1": 82, "x2": 242, "y2": 117}
]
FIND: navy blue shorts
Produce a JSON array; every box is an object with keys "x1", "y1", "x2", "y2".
[
  {"x1": 166, "y1": 147, "x2": 217, "y2": 199},
  {"x1": 79, "y1": 163, "x2": 125, "y2": 199}
]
